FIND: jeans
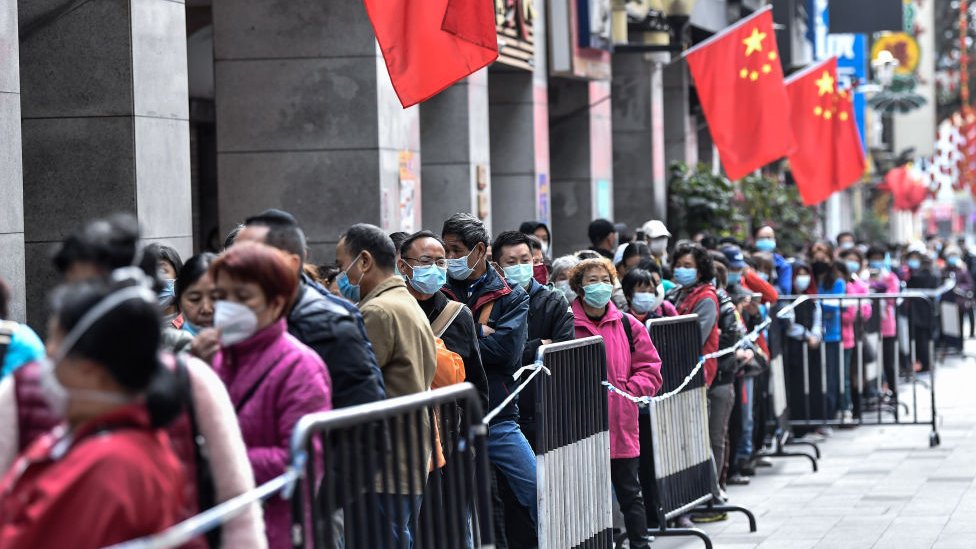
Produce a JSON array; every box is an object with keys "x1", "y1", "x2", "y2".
[
  {"x1": 735, "y1": 377, "x2": 755, "y2": 462},
  {"x1": 486, "y1": 419, "x2": 538, "y2": 526},
  {"x1": 823, "y1": 341, "x2": 841, "y2": 420},
  {"x1": 706, "y1": 383, "x2": 736, "y2": 489},
  {"x1": 842, "y1": 348, "x2": 854, "y2": 413},
  {"x1": 610, "y1": 458, "x2": 649, "y2": 549},
  {"x1": 375, "y1": 494, "x2": 424, "y2": 549}
]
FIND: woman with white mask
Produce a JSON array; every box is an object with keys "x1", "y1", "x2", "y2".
[{"x1": 620, "y1": 268, "x2": 677, "y2": 321}]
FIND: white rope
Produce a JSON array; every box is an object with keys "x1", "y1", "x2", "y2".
[{"x1": 481, "y1": 361, "x2": 551, "y2": 425}]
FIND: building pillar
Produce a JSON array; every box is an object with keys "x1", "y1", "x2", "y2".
[
  {"x1": 549, "y1": 78, "x2": 614, "y2": 254},
  {"x1": 420, "y1": 70, "x2": 491, "y2": 232},
  {"x1": 663, "y1": 61, "x2": 698, "y2": 167},
  {"x1": 611, "y1": 53, "x2": 668, "y2": 228},
  {"x1": 213, "y1": 0, "x2": 419, "y2": 262},
  {"x1": 19, "y1": 0, "x2": 192, "y2": 326},
  {"x1": 0, "y1": 0, "x2": 24, "y2": 321}
]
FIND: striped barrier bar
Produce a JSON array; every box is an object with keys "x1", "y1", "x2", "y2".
[{"x1": 534, "y1": 336, "x2": 613, "y2": 549}]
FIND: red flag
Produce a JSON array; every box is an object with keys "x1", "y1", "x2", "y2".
[
  {"x1": 685, "y1": 7, "x2": 795, "y2": 180},
  {"x1": 364, "y1": 0, "x2": 499, "y2": 108},
  {"x1": 785, "y1": 58, "x2": 866, "y2": 205}
]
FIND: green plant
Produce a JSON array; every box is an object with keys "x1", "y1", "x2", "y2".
[
  {"x1": 736, "y1": 173, "x2": 819, "y2": 256},
  {"x1": 667, "y1": 162, "x2": 740, "y2": 240}
]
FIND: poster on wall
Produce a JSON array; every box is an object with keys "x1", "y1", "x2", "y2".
[
  {"x1": 596, "y1": 179, "x2": 612, "y2": 219},
  {"x1": 537, "y1": 173, "x2": 551, "y2": 226},
  {"x1": 399, "y1": 151, "x2": 419, "y2": 233}
]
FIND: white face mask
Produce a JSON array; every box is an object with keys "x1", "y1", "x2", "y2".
[
  {"x1": 40, "y1": 358, "x2": 131, "y2": 420},
  {"x1": 541, "y1": 241, "x2": 550, "y2": 256},
  {"x1": 214, "y1": 300, "x2": 259, "y2": 346},
  {"x1": 649, "y1": 238, "x2": 668, "y2": 255}
]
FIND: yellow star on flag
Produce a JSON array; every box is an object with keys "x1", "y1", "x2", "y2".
[
  {"x1": 742, "y1": 28, "x2": 767, "y2": 57},
  {"x1": 815, "y1": 71, "x2": 835, "y2": 96}
]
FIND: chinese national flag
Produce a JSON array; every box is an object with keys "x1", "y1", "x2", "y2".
[
  {"x1": 685, "y1": 7, "x2": 795, "y2": 180},
  {"x1": 785, "y1": 58, "x2": 866, "y2": 206},
  {"x1": 364, "y1": 0, "x2": 499, "y2": 108}
]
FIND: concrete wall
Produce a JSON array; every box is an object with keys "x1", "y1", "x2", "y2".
[
  {"x1": 213, "y1": 0, "x2": 419, "y2": 264},
  {"x1": 0, "y1": 0, "x2": 24, "y2": 321},
  {"x1": 19, "y1": 0, "x2": 191, "y2": 326}
]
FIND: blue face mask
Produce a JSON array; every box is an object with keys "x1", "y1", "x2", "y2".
[
  {"x1": 183, "y1": 320, "x2": 201, "y2": 337},
  {"x1": 582, "y1": 282, "x2": 614, "y2": 309},
  {"x1": 503, "y1": 263, "x2": 534, "y2": 289},
  {"x1": 757, "y1": 272, "x2": 770, "y2": 282},
  {"x1": 846, "y1": 261, "x2": 861, "y2": 275},
  {"x1": 907, "y1": 258, "x2": 921, "y2": 270},
  {"x1": 407, "y1": 264, "x2": 447, "y2": 295},
  {"x1": 337, "y1": 254, "x2": 364, "y2": 302},
  {"x1": 447, "y1": 248, "x2": 478, "y2": 281},
  {"x1": 630, "y1": 292, "x2": 657, "y2": 314},
  {"x1": 868, "y1": 260, "x2": 885, "y2": 270},
  {"x1": 158, "y1": 279, "x2": 175, "y2": 308},
  {"x1": 727, "y1": 272, "x2": 742, "y2": 286},
  {"x1": 948, "y1": 256, "x2": 961, "y2": 267},
  {"x1": 674, "y1": 267, "x2": 698, "y2": 286},
  {"x1": 756, "y1": 238, "x2": 776, "y2": 253}
]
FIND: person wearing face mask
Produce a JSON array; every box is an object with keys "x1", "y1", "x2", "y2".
[
  {"x1": 941, "y1": 245, "x2": 975, "y2": 353},
  {"x1": 641, "y1": 219, "x2": 671, "y2": 267},
  {"x1": 551, "y1": 255, "x2": 582, "y2": 304},
  {"x1": 838, "y1": 253, "x2": 872, "y2": 422},
  {"x1": 782, "y1": 262, "x2": 824, "y2": 434},
  {"x1": 440, "y1": 213, "x2": 537, "y2": 535},
  {"x1": 903, "y1": 248, "x2": 939, "y2": 373},
  {"x1": 169, "y1": 253, "x2": 220, "y2": 364},
  {"x1": 518, "y1": 220, "x2": 553, "y2": 259},
  {"x1": 753, "y1": 226, "x2": 792, "y2": 295},
  {"x1": 527, "y1": 235, "x2": 552, "y2": 286},
  {"x1": 810, "y1": 259, "x2": 845, "y2": 426},
  {"x1": 569, "y1": 258, "x2": 662, "y2": 549},
  {"x1": 865, "y1": 245, "x2": 901, "y2": 403},
  {"x1": 397, "y1": 231, "x2": 489, "y2": 412},
  {"x1": 722, "y1": 246, "x2": 778, "y2": 305},
  {"x1": 0, "y1": 279, "x2": 188, "y2": 549},
  {"x1": 621, "y1": 268, "x2": 676, "y2": 321},
  {"x1": 336, "y1": 223, "x2": 437, "y2": 547},
  {"x1": 587, "y1": 218, "x2": 619, "y2": 260},
  {"x1": 836, "y1": 231, "x2": 856, "y2": 252},
  {"x1": 211, "y1": 242, "x2": 332, "y2": 549},
  {"x1": 151, "y1": 243, "x2": 184, "y2": 322},
  {"x1": 666, "y1": 243, "x2": 721, "y2": 386}
]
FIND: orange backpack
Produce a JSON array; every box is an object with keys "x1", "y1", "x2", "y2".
[{"x1": 430, "y1": 301, "x2": 466, "y2": 389}]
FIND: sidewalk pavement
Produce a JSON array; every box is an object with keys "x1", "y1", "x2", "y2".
[{"x1": 652, "y1": 343, "x2": 976, "y2": 549}]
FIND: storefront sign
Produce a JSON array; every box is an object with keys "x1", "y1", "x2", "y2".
[{"x1": 496, "y1": 0, "x2": 536, "y2": 70}]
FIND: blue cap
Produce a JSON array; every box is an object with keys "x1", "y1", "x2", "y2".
[{"x1": 721, "y1": 245, "x2": 747, "y2": 269}]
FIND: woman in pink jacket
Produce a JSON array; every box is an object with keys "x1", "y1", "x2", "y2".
[
  {"x1": 568, "y1": 258, "x2": 663, "y2": 549},
  {"x1": 866, "y1": 246, "x2": 901, "y2": 401},
  {"x1": 210, "y1": 242, "x2": 332, "y2": 549},
  {"x1": 838, "y1": 250, "x2": 872, "y2": 421}
]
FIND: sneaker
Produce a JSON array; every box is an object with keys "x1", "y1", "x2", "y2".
[
  {"x1": 674, "y1": 515, "x2": 695, "y2": 529},
  {"x1": 718, "y1": 488, "x2": 730, "y2": 502},
  {"x1": 691, "y1": 512, "x2": 729, "y2": 523},
  {"x1": 816, "y1": 426, "x2": 834, "y2": 437},
  {"x1": 727, "y1": 474, "x2": 751, "y2": 485},
  {"x1": 754, "y1": 456, "x2": 773, "y2": 467}
]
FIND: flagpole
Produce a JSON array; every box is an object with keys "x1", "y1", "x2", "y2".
[
  {"x1": 784, "y1": 57, "x2": 834, "y2": 85},
  {"x1": 681, "y1": 5, "x2": 773, "y2": 58}
]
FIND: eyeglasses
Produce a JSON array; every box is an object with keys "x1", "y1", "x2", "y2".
[{"x1": 402, "y1": 256, "x2": 448, "y2": 269}]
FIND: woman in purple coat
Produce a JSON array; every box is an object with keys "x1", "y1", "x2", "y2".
[{"x1": 210, "y1": 242, "x2": 332, "y2": 549}]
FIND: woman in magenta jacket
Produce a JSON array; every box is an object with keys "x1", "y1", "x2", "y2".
[
  {"x1": 568, "y1": 257, "x2": 663, "y2": 549},
  {"x1": 210, "y1": 242, "x2": 332, "y2": 549}
]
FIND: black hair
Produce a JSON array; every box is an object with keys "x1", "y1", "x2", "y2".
[
  {"x1": 615, "y1": 223, "x2": 634, "y2": 244},
  {"x1": 399, "y1": 230, "x2": 444, "y2": 257},
  {"x1": 635, "y1": 258, "x2": 662, "y2": 276},
  {"x1": 838, "y1": 247, "x2": 863, "y2": 262},
  {"x1": 518, "y1": 221, "x2": 551, "y2": 243},
  {"x1": 52, "y1": 214, "x2": 162, "y2": 290},
  {"x1": 442, "y1": 213, "x2": 490, "y2": 250},
  {"x1": 492, "y1": 230, "x2": 534, "y2": 257},
  {"x1": 150, "y1": 244, "x2": 183, "y2": 276},
  {"x1": 340, "y1": 223, "x2": 396, "y2": 270},
  {"x1": 174, "y1": 253, "x2": 216, "y2": 305},
  {"x1": 223, "y1": 224, "x2": 244, "y2": 250},
  {"x1": 837, "y1": 231, "x2": 856, "y2": 243},
  {"x1": 389, "y1": 232, "x2": 411, "y2": 254},
  {"x1": 526, "y1": 234, "x2": 543, "y2": 252},
  {"x1": 713, "y1": 261, "x2": 728, "y2": 288},
  {"x1": 709, "y1": 250, "x2": 729, "y2": 268},
  {"x1": 671, "y1": 243, "x2": 715, "y2": 286},
  {"x1": 52, "y1": 279, "x2": 186, "y2": 428},
  {"x1": 0, "y1": 278, "x2": 8, "y2": 319},
  {"x1": 244, "y1": 211, "x2": 308, "y2": 263},
  {"x1": 866, "y1": 244, "x2": 887, "y2": 260},
  {"x1": 587, "y1": 219, "x2": 615, "y2": 246},
  {"x1": 718, "y1": 236, "x2": 742, "y2": 248},
  {"x1": 317, "y1": 265, "x2": 340, "y2": 285},
  {"x1": 576, "y1": 250, "x2": 601, "y2": 260},
  {"x1": 621, "y1": 268, "x2": 656, "y2": 300},
  {"x1": 834, "y1": 259, "x2": 851, "y2": 283},
  {"x1": 619, "y1": 242, "x2": 651, "y2": 266},
  {"x1": 699, "y1": 234, "x2": 718, "y2": 251}
]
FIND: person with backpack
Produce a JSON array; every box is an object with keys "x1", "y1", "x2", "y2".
[{"x1": 568, "y1": 257, "x2": 662, "y2": 549}]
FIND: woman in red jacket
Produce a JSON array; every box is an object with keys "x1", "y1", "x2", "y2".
[
  {"x1": 569, "y1": 258, "x2": 663, "y2": 549},
  {"x1": 666, "y1": 243, "x2": 721, "y2": 385},
  {"x1": 0, "y1": 278, "x2": 187, "y2": 549}
]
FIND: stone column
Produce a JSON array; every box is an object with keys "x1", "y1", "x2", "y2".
[
  {"x1": 19, "y1": 0, "x2": 192, "y2": 326},
  {"x1": 611, "y1": 53, "x2": 668, "y2": 228},
  {"x1": 213, "y1": 0, "x2": 419, "y2": 263},
  {"x1": 0, "y1": 0, "x2": 24, "y2": 321},
  {"x1": 663, "y1": 61, "x2": 698, "y2": 167},
  {"x1": 420, "y1": 70, "x2": 491, "y2": 232},
  {"x1": 549, "y1": 78, "x2": 614, "y2": 254}
]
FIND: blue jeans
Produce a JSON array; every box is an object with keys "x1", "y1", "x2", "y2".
[
  {"x1": 487, "y1": 419, "x2": 538, "y2": 525},
  {"x1": 375, "y1": 494, "x2": 424, "y2": 549},
  {"x1": 735, "y1": 377, "x2": 754, "y2": 461}
]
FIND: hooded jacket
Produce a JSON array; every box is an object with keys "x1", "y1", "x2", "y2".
[
  {"x1": 444, "y1": 264, "x2": 530, "y2": 424},
  {"x1": 521, "y1": 279, "x2": 575, "y2": 366},
  {"x1": 572, "y1": 300, "x2": 662, "y2": 459},
  {"x1": 214, "y1": 319, "x2": 332, "y2": 549},
  {"x1": 287, "y1": 278, "x2": 385, "y2": 409}
]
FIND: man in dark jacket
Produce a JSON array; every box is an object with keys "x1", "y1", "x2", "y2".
[
  {"x1": 441, "y1": 213, "x2": 536, "y2": 530},
  {"x1": 237, "y1": 210, "x2": 386, "y2": 408},
  {"x1": 588, "y1": 218, "x2": 618, "y2": 260}
]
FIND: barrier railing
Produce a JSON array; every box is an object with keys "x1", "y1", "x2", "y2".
[
  {"x1": 632, "y1": 314, "x2": 756, "y2": 549},
  {"x1": 289, "y1": 383, "x2": 493, "y2": 549},
  {"x1": 774, "y1": 289, "x2": 942, "y2": 447},
  {"x1": 532, "y1": 336, "x2": 613, "y2": 549}
]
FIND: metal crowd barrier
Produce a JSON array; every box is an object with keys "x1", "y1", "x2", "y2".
[
  {"x1": 290, "y1": 383, "x2": 494, "y2": 549},
  {"x1": 532, "y1": 336, "x2": 614, "y2": 549},
  {"x1": 774, "y1": 290, "x2": 942, "y2": 447},
  {"x1": 638, "y1": 315, "x2": 756, "y2": 549}
]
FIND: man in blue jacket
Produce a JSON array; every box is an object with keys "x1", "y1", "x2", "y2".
[
  {"x1": 441, "y1": 213, "x2": 537, "y2": 532},
  {"x1": 754, "y1": 225, "x2": 793, "y2": 295}
]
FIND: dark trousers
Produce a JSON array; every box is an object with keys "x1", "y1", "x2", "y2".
[
  {"x1": 611, "y1": 458, "x2": 649, "y2": 549},
  {"x1": 882, "y1": 336, "x2": 898, "y2": 401},
  {"x1": 915, "y1": 327, "x2": 932, "y2": 372}
]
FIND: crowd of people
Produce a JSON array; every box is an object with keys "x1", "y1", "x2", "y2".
[{"x1": 0, "y1": 208, "x2": 970, "y2": 548}]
